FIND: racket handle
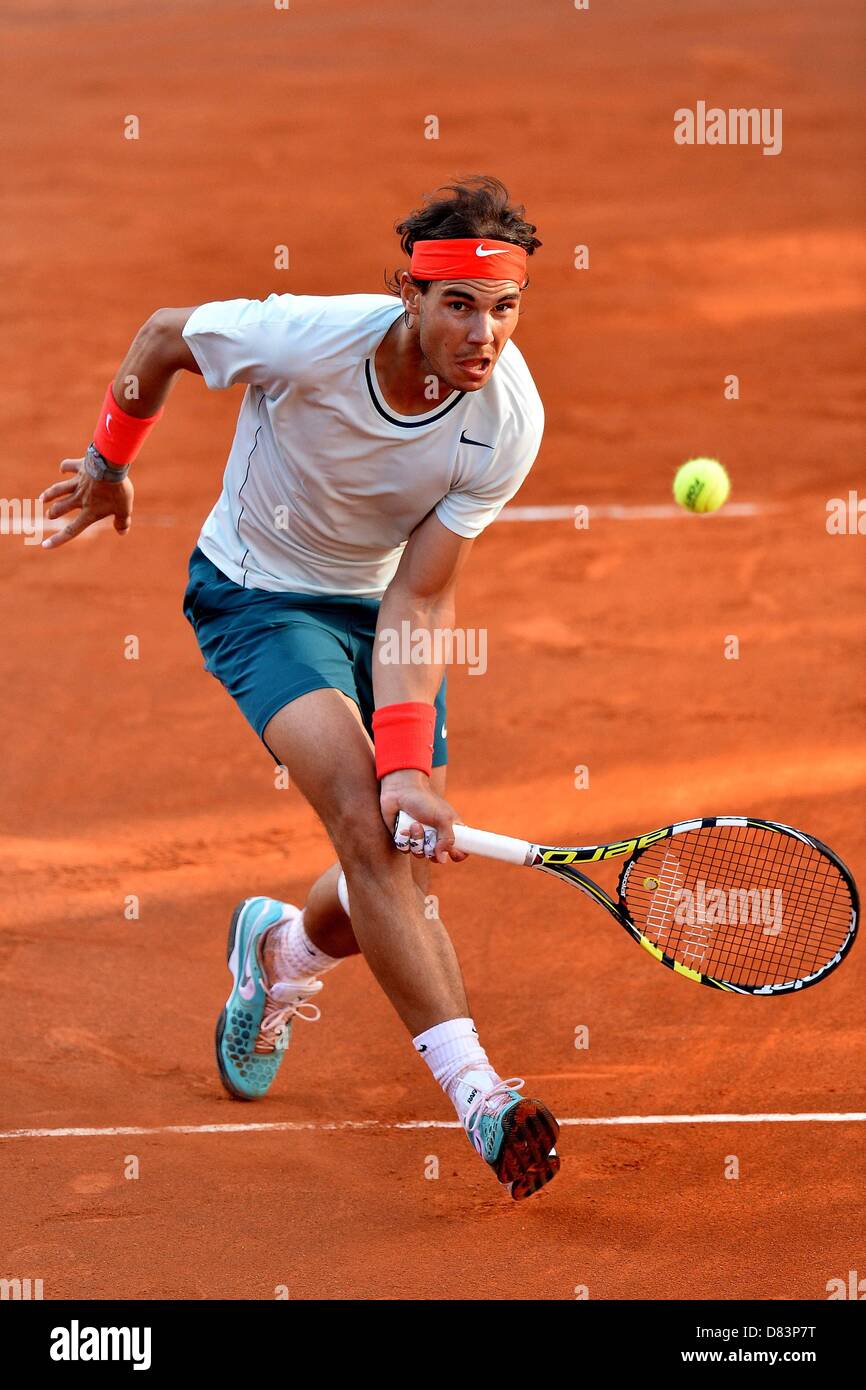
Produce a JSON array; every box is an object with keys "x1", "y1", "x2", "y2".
[
  {"x1": 395, "y1": 811, "x2": 532, "y2": 866},
  {"x1": 453, "y1": 823, "x2": 532, "y2": 865}
]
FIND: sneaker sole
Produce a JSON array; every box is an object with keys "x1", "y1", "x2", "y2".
[
  {"x1": 215, "y1": 899, "x2": 255, "y2": 1102},
  {"x1": 495, "y1": 1099, "x2": 561, "y2": 1201}
]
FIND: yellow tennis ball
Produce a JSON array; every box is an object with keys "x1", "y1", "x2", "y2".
[{"x1": 673, "y1": 457, "x2": 731, "y2": 513}]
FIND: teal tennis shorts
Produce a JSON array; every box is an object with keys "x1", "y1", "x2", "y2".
[{"x1": 183, "y1": 546, "x2": 447, "y2": 765}]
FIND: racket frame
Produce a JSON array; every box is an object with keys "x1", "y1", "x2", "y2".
[{"x1": 521, "y1": 815, "x2": 859, "y2": 996}]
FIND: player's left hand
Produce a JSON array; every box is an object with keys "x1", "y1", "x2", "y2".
[
  {"x1": 379, "y1": 770, "x2": 468, "y2": 864},
  {"x1": 39, "y1": 457, "x2": 134, "y2": 550}
]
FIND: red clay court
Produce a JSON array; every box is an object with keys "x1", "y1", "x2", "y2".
[{"x1": 1, "y1": 0, "x2": 864, "y2": 1300}]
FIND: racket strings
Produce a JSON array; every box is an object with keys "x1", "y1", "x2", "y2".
[{"x1": 624, "y1": 825, "x2": 853, "y2": 988}]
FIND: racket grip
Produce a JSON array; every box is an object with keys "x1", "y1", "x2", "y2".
[{"x1": 394, "y1": 811, "x2": 532, "y2": 865}]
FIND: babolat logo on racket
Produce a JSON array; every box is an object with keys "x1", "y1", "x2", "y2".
[{"x1": 541, "y1": 828, "x2": 669, "y2": 865}]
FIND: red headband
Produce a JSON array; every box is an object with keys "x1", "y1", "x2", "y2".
[{"x1": 409, "y1": 238, "x2": 527, "y2": 284}]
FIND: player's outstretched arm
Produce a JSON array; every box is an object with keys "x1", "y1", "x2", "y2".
[
  {"x1": 374, "y1": 512, "x2": 474, "y2": 865},
  {"x1": 39, "y1": 307, "x2": 201, "y2": 550}
]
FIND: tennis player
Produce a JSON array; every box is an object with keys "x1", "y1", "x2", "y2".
[{"x1": 40, "y1": 176, "x2": 559, "y2": 1200}]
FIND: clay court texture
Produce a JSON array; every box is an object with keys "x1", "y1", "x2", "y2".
[{"x1": 1, "y1": 0, "x2": 864, "y2": 1299}]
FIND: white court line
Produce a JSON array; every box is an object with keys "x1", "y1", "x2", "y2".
[
  {"x1": 33, "y1": 505, "x2": 765, "y2": 537},
  {"x1": 1, "y1": 1112, "x2": 864, "y2": 1142},
  {"x1": 498, "y1": 502, "x2": 767, "y2": 522}
]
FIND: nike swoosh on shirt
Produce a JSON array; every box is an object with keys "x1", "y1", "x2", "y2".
[
  {"x1": 475, "y1": 246, "x2": 509, "y2": 257},
  {"x1": 459, "y1": 430, "x2": 494, "y2": 449}
]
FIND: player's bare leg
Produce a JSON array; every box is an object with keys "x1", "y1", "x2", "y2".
[
  {"x1": 290, "y1": 864, "x2": 356, "y2": 958},
  {"x1": 262, "y1": 770, "x2": 446, "y2": 970},
  {"x1": 263, "y1": 690, "x2": 468, "y2": 1031},
  {"x1": 258, "y1": 688, "x2": 559, "y2": 1198}
]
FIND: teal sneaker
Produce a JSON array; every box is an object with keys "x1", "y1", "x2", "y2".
[
  {"x1": 215, "y1": 898, "x2": 322, "y2": 1100},
  {"x1": 462, "y1": 1078, "x2": 560, "y2": 1200}
]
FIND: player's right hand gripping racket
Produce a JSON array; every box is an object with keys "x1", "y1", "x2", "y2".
[{"x1": 395, "y1": 812, "x2": 858, "y2": 995}]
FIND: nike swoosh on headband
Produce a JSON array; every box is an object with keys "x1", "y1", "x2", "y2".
[{"x1": 475, "y1": 245, "x2": 510, "y2": 257}]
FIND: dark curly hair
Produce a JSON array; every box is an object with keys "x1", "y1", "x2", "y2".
[{"x1": 386, "y1": 175, "x2": 541, "y2": 296}]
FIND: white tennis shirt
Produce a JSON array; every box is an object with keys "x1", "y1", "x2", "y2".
[{"x1": 183, "y1": 293, "x2": 544, "y2": 596}]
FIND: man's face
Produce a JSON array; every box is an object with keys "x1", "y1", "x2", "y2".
[{"x1": 410, "y1": 278, "x2": 522, "y2": 392}]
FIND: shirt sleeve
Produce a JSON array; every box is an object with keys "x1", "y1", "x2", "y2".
[
  {"x1": 182, "y1": 295, "x2": 306, "y2": 395},
  {"x1": 434, "y1": 406, "x2": 544, "y2": 540}
]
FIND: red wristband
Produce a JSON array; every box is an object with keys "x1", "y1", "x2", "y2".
[
  {"x1": 92, "y1": 383, "x2": 163, "y2": 466},
  {"x1": 372, "y1": 702, "x2": 436, "y2": 779}
]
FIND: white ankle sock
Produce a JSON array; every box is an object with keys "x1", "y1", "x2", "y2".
[
  {"x1": 270, "y1": 907, "x2": 344, "y2": 981},
  {"x1": 413, "y1": 1017, "x2": 501, "y2": 1122}
]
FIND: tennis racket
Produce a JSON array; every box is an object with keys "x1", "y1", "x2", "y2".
[{"x1": 394, "y1": 812, "x2": 858, "y2": 995}]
